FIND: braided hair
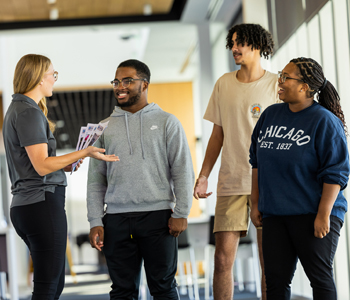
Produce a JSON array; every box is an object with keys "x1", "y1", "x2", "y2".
[
  {"x1": 291, "y1": 57, "x2": 347, "y2": 134},
  {"x1": 226, "y1": 24, "x2": 274, "y2": 59}
]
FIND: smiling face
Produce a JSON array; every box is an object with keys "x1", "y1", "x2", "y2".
[
  {"x1": 231, "y1": 32, "x2": 259, "y2": 66},
  {"x1": 40, "y1": 63, "x2": 57, "y2": 97},
  {"x1": 278, "y1": 62, "x2": 306, "y2": 104},
  {"x1": 113, "y1": 67, "x2": 148, "y2": 112}
]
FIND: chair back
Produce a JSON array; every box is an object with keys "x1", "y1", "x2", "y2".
[
  {"x1": 239, "y1": 223, "x2": 255, "y2": 244},
  {"x1": 208, "y1": 215, "x2": 215, "y2": 246},
  {"x1": 178, "y1": 229, "x2": 190, "y2": 249},
  {"x1": 208, "y1": 215, "x2": 255, "y2": 245}
]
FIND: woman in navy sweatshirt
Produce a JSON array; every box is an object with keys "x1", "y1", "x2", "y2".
[{"x1": 249, "y1": 57, "x2": 349, "y2": 300}]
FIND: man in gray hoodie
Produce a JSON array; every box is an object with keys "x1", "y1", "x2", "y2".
[{"x1": 87, "y1": 59, "x2": 194, "y2": 300}]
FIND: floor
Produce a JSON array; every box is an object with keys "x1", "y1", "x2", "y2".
[
  {"x1": 17, "y1": 265, "x2": 311, "y2": 300},
  {"x1": 61, "y1": 275, "x2": 261, "y2": 300}
]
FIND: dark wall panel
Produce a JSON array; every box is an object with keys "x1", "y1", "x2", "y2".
[
  {"x1": 275, "y1": 0, "x2": 304, "y2": 47},
  {"x1": 267, "y1": 0, "x2": 329, "y2": 51},
  {"x1": 305, "y1": 0, "x2": 329, "y2": 22},
  {"x1": 47, "y1": 89, "x2": 116, "y2": 150}
]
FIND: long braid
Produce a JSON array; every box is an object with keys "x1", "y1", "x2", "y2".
[{"x1": 291, "y1": 57, "x2": 347, "y2": 135}]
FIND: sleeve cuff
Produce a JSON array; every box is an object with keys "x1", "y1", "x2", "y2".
[
  {"x1": 323, "y1": 176, "x2": 348, "y2": 191},
  {"x1": 89, "y1": 218, "x2": 104, "y2": 229},
  {"x1": 171, "y1": 210, "x2": 189, "y2": 219}
]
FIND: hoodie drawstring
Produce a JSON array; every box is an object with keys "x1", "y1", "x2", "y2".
[
  {"x1": 124, "y1": 113, "x2": 133, "y2": 155},
  {"x1": 124, "y1": 111, "x2": 145, "y2": 159},
  {"x1": 140, "y1": 111, "x2": 145, "y2": 159}
]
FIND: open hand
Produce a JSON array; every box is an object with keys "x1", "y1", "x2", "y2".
[
  {"x1": 86, "y1": 146, "x2": 119, "y2": 162},
  {"x1": 193, "y1": 176, "x2": 212, "y2": 199}
]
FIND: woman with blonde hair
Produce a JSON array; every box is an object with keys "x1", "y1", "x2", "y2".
[{"x1": 2, "y1": 54, "x2": 118, "y2": 299}]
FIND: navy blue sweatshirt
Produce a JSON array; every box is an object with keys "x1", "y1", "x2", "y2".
[{"x1": 249, "y1": 101, "x2": 349, "y2": 222}]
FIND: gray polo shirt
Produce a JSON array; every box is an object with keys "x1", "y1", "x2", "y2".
[{"x1": 3, "y1": 94, "x2": 67, "y2": 207}]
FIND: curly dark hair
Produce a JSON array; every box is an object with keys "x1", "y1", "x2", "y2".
[
  {"x1": 290, "y1": 57, "x2": 347, "y2": 134},
  {"x1": 118, "y1": 59, "x2": 151, "y2": 83},
  {"x1": 226, "y1": 23, "x2": 274, "y2": 59}
]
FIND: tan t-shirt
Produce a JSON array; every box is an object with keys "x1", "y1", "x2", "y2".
[{"x1": 204, "y1": 70, "x2": 279, "y2": 196}]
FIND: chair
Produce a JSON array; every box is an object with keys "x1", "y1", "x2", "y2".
[
  {"x1": 76, "y1": 233, "x2": 89, "y2": 265},
  {"x1": 27, "y1": 237, "x2": 78, "y2": 285},
  {"x1": 177, "y1": 229, "x2": 200, "y2": 300},
  {"x1": 235, "y1": 226, "x2": 261, "y2": 298},
  {"x1": 139, "y1": 263, "x2": 152, "y2": 300},
  {"x1": 204, "y1": 216, "x2": 215, "y2": 300},
  {"x1": 204, "y1": 216, "x2": 262, "y2": 299},
  {"x1": 0, "y1": 272, "x2": 6, "y2": 300},
  {"x1": 66, "y1": 237, "x2": 77, "y2": 283}
]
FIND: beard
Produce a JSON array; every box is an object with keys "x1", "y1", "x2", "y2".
[
  {"x1": 232, "y1": 52, "x2": 244, "y2": 65},
  {"x1": 115, "y1": 86, "x2": 141, "y2": 108}
]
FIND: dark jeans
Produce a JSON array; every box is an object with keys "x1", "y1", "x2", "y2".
[
  {"x1": 102, "y1": 210, "x2": 178, "y2": 300},
  {"x1": 10, "y1": 186, "x2": 67, "y2": 300},
  {"x1": 263, "y1": 214, "x2": 342, "y2": 300}
]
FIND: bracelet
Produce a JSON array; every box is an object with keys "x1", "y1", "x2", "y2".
[{"x1": 198, "y1": 174, "x2": 207, "y2": 180}]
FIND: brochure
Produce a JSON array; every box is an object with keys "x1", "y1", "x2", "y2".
[{"x1": 71, "y1": 121, "x2": 109, "y2": 173}]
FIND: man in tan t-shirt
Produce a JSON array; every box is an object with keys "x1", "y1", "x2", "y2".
[{"x1": 194, "y1": 23, "x2": 279, "y2": 300}]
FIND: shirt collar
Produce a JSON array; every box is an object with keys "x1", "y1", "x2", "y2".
[{"x1": 12, "y1": 93, "x2": 41, "y2": 110}]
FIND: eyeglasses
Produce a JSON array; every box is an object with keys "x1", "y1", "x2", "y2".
[
  {"x1": 53, "y1": 71, "x2": 58, "y2": 81},
  {"x1": 45, "y1": 71, "x2": 58, "y2": 81},
  {"x1": 110, "y1": 78, "x2": 147, "y2": 89},
  {"x1": 278, "y1": 71, "x2": 304, "y2": 83}
]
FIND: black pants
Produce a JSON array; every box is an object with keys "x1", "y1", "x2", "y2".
[
  {"x1": 102, "y1": 210, "x2": 178, "y2": 300},
  {"x1": 10, "y1": 186, "x2": 67, "y2": 300},
  {"x1": 263, "y1": 214, "x2": 342, "y2": 300}
]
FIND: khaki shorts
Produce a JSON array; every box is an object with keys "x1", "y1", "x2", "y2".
[{"x1": 214, "y1": 195, "x2": 251, "y2": 237}]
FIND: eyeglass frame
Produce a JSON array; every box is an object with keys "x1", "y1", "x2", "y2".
[
  {"x1": 45, "y1": 71, "x2": 58, "y2": 81},
  {"x1": 110, "y1": 77, "x2": 147, "y2": 89},
  {"x1": 53, "y1": 71, "x2": 58, "y2": 81},
  {"x1": 278, "y1": 71, "x2": 304, "y2": 84}
]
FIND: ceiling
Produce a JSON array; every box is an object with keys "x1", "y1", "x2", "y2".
[
  {"x1": 0, "y1": 0, "x2": 186, "y2": 30},
  {"x1": 0, "y1": 0, "x2": 242, "y2": 88},
  {"x1": 0, "y1": 0, "x2": 241, "y2": 149},
  {"x1": 0, "y1": 0, "x2": 174, "y2": 22}
]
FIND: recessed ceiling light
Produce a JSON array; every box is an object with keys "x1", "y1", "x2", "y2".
[
  {"x1": 48, "y1": 99, "x2": 59, "y2": 107},
  {"x1": 120, "y1": 34, "x2": 135, "y2": 41},
  {"x1": 143, "y1": 4, "x2": 152, "y2": 16},
  {"x1": 56, "y1": 120, "x2": 65, "y2": 128},
  {"x1": 50, "y1": 7, "x2": 59, "y2": 20},
  {"x1": 59, "y1": 133, "x2": 69, "y2": 142}
]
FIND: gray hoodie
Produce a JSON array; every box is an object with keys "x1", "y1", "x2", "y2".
[{"x1": 87, "y1": 103, "x2": 195, "y2": 229}]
